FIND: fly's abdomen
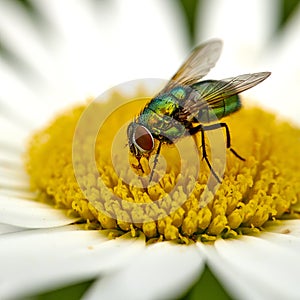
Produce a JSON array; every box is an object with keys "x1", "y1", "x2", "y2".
[
  {"x1": 215, "y1": 94, "x2": 241, "y2": 118},
  {"x1": 193, "y1": 80, "x2": 242, "y2": 123},
  {"x1": 198, "y1": 95, "x2": 241, "y2": 123}
]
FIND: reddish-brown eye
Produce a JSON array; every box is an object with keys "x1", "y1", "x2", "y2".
[{"x1": 134, "y1": 125, "x2": 154, "y2": 152}]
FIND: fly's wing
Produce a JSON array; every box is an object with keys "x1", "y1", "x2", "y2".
[
  {"x1": 158, "y1": 39, "x2": 223, "y2": 94},
  {"x1": 184, "y1": 72, "x2": 271, "y2": 116}
]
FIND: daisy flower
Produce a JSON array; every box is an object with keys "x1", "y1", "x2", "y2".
[{"x1": 1, "y1": 1, "x2": 300, "y2": 300}]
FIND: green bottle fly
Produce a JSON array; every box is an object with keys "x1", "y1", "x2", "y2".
[{"x1": 127, "y1": 39, "x2": 271, "y2": 182}]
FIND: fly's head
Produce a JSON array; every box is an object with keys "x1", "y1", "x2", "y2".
[
  {"x1": 127, "y1": 122, "x2": 155, "y2": 175},
  {"x1": 127, "y1": 122, "x2": 154, "y2": 156}
]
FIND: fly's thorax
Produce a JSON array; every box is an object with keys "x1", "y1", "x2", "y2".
[
  {"x1": 147, "y1": 94, "x2": 180, "y2": 116},
  {"x1": 170, "y1": 86, "x2": 187, "y2": 100},
  {"x1": 137, "y1": 108, "x2": 186, "y2": 143},
  {"x1": 137, "y1": 92, "x2": 187, "y2": 142}
]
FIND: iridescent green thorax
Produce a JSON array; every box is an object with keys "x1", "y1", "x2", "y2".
[{"x1": 137, "y1": 87, "x2": 187, "y2": 142}]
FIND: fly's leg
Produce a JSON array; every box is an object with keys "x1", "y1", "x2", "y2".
[
  {"x1": 189, "y1": 124, "x2": 222, "y2": 183},
  {"x1": 189, "y1": 122, "x2": 245, "y2": 183},
  {"x1": 201, "y1": 122, "x2": 245, "y2": 161},
  {"x1": 149, "y1": 140, "x2": 162, "y2": 182}
]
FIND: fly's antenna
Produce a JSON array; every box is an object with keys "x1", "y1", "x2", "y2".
[{"x1": 149, "y1": 140, "x2": 162, "y2": 182}]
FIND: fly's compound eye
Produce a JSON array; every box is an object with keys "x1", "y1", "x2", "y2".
[{"x1": 133, "y1": 125, "x2": 154, "y2": 153}]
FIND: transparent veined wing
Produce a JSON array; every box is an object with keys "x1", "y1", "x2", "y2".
[
  {"x1": 159, "y1": 39, "x2": 223, "y2": 94},
  {"x1": 184, "y1": 72, "x2": 271, "y2": 116}
]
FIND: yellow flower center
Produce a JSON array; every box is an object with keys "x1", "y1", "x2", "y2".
[{"x1": 25, "y1": 89, "x2": 300, "y2": 243}]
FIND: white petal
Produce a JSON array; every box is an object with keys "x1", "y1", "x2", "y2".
[
  {"x1": 0, "y1": 180, "x2": 29, "y2": 192},
  {"x1": 0, "y1": 223, "x2": 24, "y2": 235},
  {"x1": 264, "y1": 219, "x2": 300, "y2": 237},
  {"x1": 0, "y1": 0, "x2": 100, "y2": 120},
  {"x1": 198, "y1": 230, "x2": 300, "y2": 300},
  {"x1": 31, "y1": 0, "x2": 185, "y2": 99},
  {"x1": 259, "y1": 231, "x2": 300, "y2": 255},
  {"x1": 0, "y1": 0, "x2": 186, "y2": 129},
  {"x1": 83, "y1": 242, "x2": 205, "y2": 300},
  {"x1": 0, "y1": 170, "x2": 30, "y2": 190},
  {"x1": 0, "y1": 194, "x2": 78, "y2": 228},
  {"x1": 0, "y1": 152, "x2": 24, "y2": 173},
  {"x1": 0, "y1": 115, "x2": 29, "y2": 148},
  {"x1": 0, "y1": 159, "x2": 36, "y2": 200},
  {"x1": 0, "y1": 2, "x2": 58, "y2": 126},
  {"x1": 0, "y1": 226, "x2": 146, "y2": 299},
  {"x1": 0, "y1": 59, "x2": 53, "y2": 128},
  {"x1": 256, "y1": 5, "x2": 300, "y2": 125},
  {"x1": 0, "y1": 0, "x2": 55, "y2": 79},
  {"x1": 0, "y1": 163, "x2": 28, "y2": 181},
  {"x1": 197, "y1": 0, "x2": 276, "y2": 75},
  {"x1": 198, "y1": 241, "x2": 263, "y2": 300}
]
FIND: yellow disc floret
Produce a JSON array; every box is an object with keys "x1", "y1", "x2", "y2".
[{"x1": 25, "y1": 90, "x2": 300, "y2": 243}]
